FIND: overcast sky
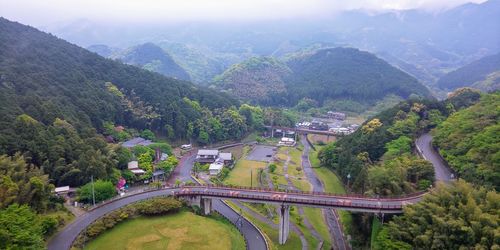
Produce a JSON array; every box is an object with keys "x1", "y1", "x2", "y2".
[{"x1": 0, "y1": 0, "x2": 487, "y2": 26}]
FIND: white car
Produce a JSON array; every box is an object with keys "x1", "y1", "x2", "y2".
[{"x1": 181, "y1": 144, "x2": 192, "y2": 150}]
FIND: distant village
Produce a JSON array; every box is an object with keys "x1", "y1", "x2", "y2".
[{"x1": 296, "y1": 111, "x2": 359, "y2": 135}]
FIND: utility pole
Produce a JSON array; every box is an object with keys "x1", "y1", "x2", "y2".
[
  {"x1": 250, "y1": 169, "x2": 253, "y2": 188},
  {"x1": 91, "y1": 175, "x2": 96, "y2": 207}
]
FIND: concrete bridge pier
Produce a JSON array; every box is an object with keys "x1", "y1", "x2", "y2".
[
  {"x1": 278, "y1": 205, "x2": 290, "y2": 244},
  {"x1": 201, "y1": 198, "x2": 213, "y2": 215},
  {"x1": 186, "y1": 195, "x2": 201, "y2": 207}
]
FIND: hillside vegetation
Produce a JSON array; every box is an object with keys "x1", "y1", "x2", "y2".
[
  {"x1": 214, "y1": 57, "x2": 290, "y2": 104},
  {"x1": 214, "y1": 48, "x2": 432, "y2": 107},
  {"x1": 0, "y1": 18, "x2": 246, "y2": 141},
  {"x1": 111, "y1": 43, "x2": 191, "y2": 81},
  {"x1": 317, "y1": 88, "x2": 483, "y2": 247},
  {"x1": 437, "y1": 52, "x2": 500, "y2": 92},
  {"x1": 433, "y1": 91, "x2": 499, "y2": 190},
  {"x1": 375, "y1": 180, "x2": 500, "y2": 249}
]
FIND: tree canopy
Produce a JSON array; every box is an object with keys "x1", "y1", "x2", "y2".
[
  {"x1": 433, "y1": 91, "x2": 500, "y2": 190},
  {"x1": 376, "y1": 180, "x2": 500, "y2": 250}
]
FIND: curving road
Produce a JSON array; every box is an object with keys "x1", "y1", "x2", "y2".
[
  {"x1": 49, "y1": 151, "x2": 267, "y2": 250},
  {"x1": 165, "y1": 149, "x2": 268, "y2": 250},
  {"x1": 415, "y1": 133, "x2": 454, "y2": 182},
  {"x1": 49, "y1": 135, "x2": 448, "y2": 250}
]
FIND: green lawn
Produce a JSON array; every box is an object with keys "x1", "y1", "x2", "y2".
[
  {"x1": 84, "y1": 211, "x2": 245, "y2": 250},
  {"x1": 224, "y1": 159, "x2": 266, "y2": 187}
]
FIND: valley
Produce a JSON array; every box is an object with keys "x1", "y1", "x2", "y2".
[{"x1": 0, "y1": 1, "x2": 499, "y2": 250}]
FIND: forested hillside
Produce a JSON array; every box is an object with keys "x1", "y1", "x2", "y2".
[
  {"x1": 437, "y1": 52, "x2": 500, "y2": 91},
  {"x1": 433, "y1": 91, "x2": 499, "y2": 190},
  {"x1": 111, "y1": 43, "x2": 191, "y2": 81},
  {"x1": 0, "y1": 17, "x2": 265, "y2": 190},
  {"x1": 214, "y1": 48, "x2": 432, "y2": 107},
  {"x1": 214, "y1": 57, "x2": 290, "y2": 104},
  {"x1": 317, "y1": 88, "x2": 483, "y2": 247},
  {"x1": 0, "y1": 18, "x2": 240, "y2": 139}
]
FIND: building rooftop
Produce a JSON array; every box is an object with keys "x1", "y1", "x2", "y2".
[
  {"x1": 54, "y1": 186, "x2": 70, "y2": 193},
  {"x1": 197, "y1": 149, "x2": 219, "y2": 156},
  {"x1": 209, "y1": 161, "x2": 224, "y2": 171},
  {"x1": 218, "y1": 152, "x2": 232, "y2": 161}
]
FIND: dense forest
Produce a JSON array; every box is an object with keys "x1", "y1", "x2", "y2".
[
  {"x1": 433, "y1": 91, "x2": 499, "y2": 190},
  {"x1": 214, "y1": 57, "x2": 290, "y2": 104},
  {"x1": 437, "y1": 52, "x2": 500, "y2": 91},
  {"x1": 214, "y1": 48, "x2": 433, "y2": 107},
  {"x1": 375, "y1": 180, "x2": 499, "y2": 249},
  {"x1": 0, "y1": 17, "x2": 242, "y2": 142}
]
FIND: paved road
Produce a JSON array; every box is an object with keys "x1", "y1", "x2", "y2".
[
  {"x1": 301, "y1": 135, "x2": 348, "y2": 250},
  {"x1": 415, "y1": 133, "x2": 453, "y2": 182},
  {"x1": 169, "y1": 149, "x2": 268, "y2": 250}
]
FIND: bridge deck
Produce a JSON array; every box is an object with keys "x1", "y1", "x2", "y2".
[{"x1": 176, "y1": 185, "x2": 426, "y2": 213}]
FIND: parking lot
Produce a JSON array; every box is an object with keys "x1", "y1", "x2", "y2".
[{"x1": 246, "y1": 145, "x2": 277, "y2": 162}]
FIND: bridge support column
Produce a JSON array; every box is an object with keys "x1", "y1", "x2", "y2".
[
  {"x1": 201, "y1": 198, "x2": 212, "y2": 215},
  {"x1": 278, "y1": 205, "x2": 290, "y2": 245},
  {"x1": 187, "y1": 195, "x2": 201, "y2": 207}
]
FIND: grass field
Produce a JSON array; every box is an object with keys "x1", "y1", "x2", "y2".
[
  {"x1": 224, "y1": 145, "x2": 267, "y2": 187},
  {"x1": 84, "y1": 211, "x2": 245, "y2": 250}
]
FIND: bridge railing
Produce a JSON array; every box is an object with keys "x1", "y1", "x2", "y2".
[
  {"x1": 174, "y1": 189, "x2": 405, "y2": 211},
  {"x1": 182, "y1": 183, "x2": 427, "y2": 201}
]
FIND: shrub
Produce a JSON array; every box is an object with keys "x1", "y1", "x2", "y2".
[
  {"x1": 269, "y1": 163, "x2": 277, "y2": 173},
  {"x1": 137, "y1": 198, "x2": 182, "y2": 216},
  {"x1": 77, "y1": 180, "x2": 116, "y2": 204}
]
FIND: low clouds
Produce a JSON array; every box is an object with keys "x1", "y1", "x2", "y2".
[{"x1": 0, "y1": 0, "x2": 487, "y2": 26}]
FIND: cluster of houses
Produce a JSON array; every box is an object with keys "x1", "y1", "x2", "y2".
[
  {"x1": 296, "y1": 120, "x2": 329, "y2": 131},
  {"x1": 196, "y1": 149, "x2": 233, "y2": 175},
  {"x1": 123, "y1": 137, "x2": 169, "y2": 181},
  {"x1": 326, "y1": 111, "x2": 346, "y2": 120},
  {"x1": 328, "y1": 124, "x2": 359, "y2": 135}
]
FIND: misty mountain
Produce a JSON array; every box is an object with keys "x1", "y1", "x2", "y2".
[
  {"x1": 157, "y1": 41, "x2": 248, "y2": 84},
  {"x1": 41, "y1": 1, "x2": 500, "y2": 82},
  {"x1": 111, "y1": 43, "x2": 191, "y2": 81},
  {"x1": 87, "y1": 44, "x2": 119, "y2": 57},
  {"x1": 436, "y1": 52, "x2": 500, "y2": 92},
  {"x1": 0, "y1": 18, "x2": 237, "y2": 136},
  {"x1": 214, "y1": 47, "x2": 433, "y2": 106}
]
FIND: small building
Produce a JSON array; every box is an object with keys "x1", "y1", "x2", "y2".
[
  {"x1": 196, "y1": 149, "x2": 219, "y2": 163},
  {"x1": 122, "y1": 137, "x2": 153, "y2": 148},
  {"x1": 54, "y1": 186, "x2": 76, "y2": 198},
  {"x1": 114, "y1": 125, "x2": 125, "y2": 132},
  {"x1": 278, "y1": 137, "x2": 296, "y2": 147},
  {"x1": 209, "y1": 161, "x2": 224, "y2": 175},
  {"x1": 309, "y1": 120, "x2": 329, "y2": 131},
  {"x1": 327, "y1": 111, "x2": 346, "y2": 120},
  {"x1": 128, "y1": 161, "x2": 145, "y2": 175},
  {"x1": 218, "y1": 152, "x2": 233, "y2": 166}
]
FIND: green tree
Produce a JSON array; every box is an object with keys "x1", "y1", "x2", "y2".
[
  {"x1": 384, "y1": 136, "x2": 412, "y2": 159},
  {"x1": 77, "y1": 180, "x2": 116, "y2": 204},
  {"x1": 0, "y1": 204, "x2": 44, "y2": 250},
  {"x1": 0, "y1": 154, "x2": 53, "y2": 212},
  {"x1": 376, "y1": 180, "x2": 500, "y2": 249},
  {"x1": 140, "y1": 129, "x2": 155, "y2": 140}
]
